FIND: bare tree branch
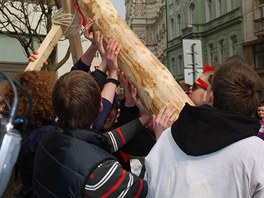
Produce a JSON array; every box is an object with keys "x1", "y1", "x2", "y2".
[
  {"x1": 0, "y1": 0, "x2": 70, "y2": 71},
  {"x1": 52, "y1": 45, "x2": 71, "y2": 71}
]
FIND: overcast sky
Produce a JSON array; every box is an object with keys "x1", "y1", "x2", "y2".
[{"x1": 111, "y1": 0, "x2": 126, "y2": 19}]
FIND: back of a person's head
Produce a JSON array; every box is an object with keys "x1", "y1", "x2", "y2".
[
  {"x1": 2, "y1": 70, "x2": 56, "y2": 128},
  {"x1": 52, "y1": 70, "x2": 101, "y2": 129},
  {"x1": 211, "y1": 55, "x2": 264, "y2": 116}
]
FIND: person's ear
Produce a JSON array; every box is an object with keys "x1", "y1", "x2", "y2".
[{"x1": 208, "y1": 91, "x2": 214, "y2": 106}]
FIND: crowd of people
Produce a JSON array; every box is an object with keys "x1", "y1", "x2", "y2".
[{"x1": 1, "y1": 18, "x2": 264, "y2": 198}]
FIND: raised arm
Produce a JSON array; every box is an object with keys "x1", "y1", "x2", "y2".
[
  {"x1": 80, "y1": 18, "x2": 98, "y2": 66},
  {"x1": 103, "y1": 86, "x2": 153, "y2": 153},
  {"x1": 101, "y1": 39, "x2": 120, "y2": 105},
  {"x1": 71, "y1": 18, "x2": 97, "y2": 72},
  {"x1": 117, "y1": 72, "x2": 140, "y2": 125}
]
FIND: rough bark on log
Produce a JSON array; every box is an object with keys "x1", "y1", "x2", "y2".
[{"x1": 81, "y1": 0, "x2": 194, "y2": 119}]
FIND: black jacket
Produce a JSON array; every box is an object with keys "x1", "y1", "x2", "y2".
[
  {"x1": 17, "y1": 121, "x2": 55, "y2": 198},
  {"x1": 33, "y1": 128, "x2": 115, "y2": 197},
  {"x1": 172, "y1": 104, "x2": 260, "y2": 156}
]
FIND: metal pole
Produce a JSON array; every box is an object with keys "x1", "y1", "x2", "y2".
[{"x1": 191, "y1": 43, "x2": 197, "y2": 83}]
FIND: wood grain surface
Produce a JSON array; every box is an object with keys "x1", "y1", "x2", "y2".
[{"x1": 82, "y1": 0, "x2": 194, "y2": 119}]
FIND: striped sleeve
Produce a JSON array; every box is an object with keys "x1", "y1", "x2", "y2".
[
  {"x1": 104, "y1": 119, "x2": 144, "y2": 153},
  {"x1": 84, "y1": 160, "x2": 147, "y2": 198}
]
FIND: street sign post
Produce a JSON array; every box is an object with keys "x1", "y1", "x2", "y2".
[{"x1": 183, "y1": 39, "x2": 203, "y2": 85}]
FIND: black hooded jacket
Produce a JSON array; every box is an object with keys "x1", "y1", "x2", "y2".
[{"x1": 172, "y1": 104, "x2": 260, "y2": 156}]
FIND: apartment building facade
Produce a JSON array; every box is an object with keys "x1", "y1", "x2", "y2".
[
  {"x1": 126, "y1": 0, "x2": 264, "y2": 81},
  {"x1": 244, "y1": 0, "x2": 264, "y2": 78},
  {"x1": 125, "y1": 0, "x2": 167, "y2": 64},
  {"x1": 166, "y1": 0, "x2": 244, "y2": 81}
]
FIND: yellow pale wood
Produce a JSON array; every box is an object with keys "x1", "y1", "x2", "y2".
[
  {"x1": 82, "y1": 0, "x2": 194, "y2": 118},
  {"x1": 25, "y1": 25, "x2": 63, "y2": 71}
]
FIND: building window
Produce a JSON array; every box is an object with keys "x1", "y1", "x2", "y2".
[
  {"x1": 254, "y1": 44, "x2": 264, "y2": 69},
  {"x1": 208, "y1": 43, "x2": 214, "y2": 64},
  {"x1": 170, "y1": 18, "x2": 174, "y2": 39},
  {"x1": 231, "y1": 0, "x2": 236, "y2": 10},
  {"x1": 259, "y1": 0, "x2": 264, "y2": 18},
  {"x1": 177, "y1": 14, "x2": 181, "y2": 36},
  {"x1": 227, "y1": 0, "x2": 236, "y2": 11},
  {"x1": 217, "y1": 0, "x2": 223, "y2": 17},
  {"x1": 159, "y1": 30, "x2": 162, "y2": 40},
  {"x1": 219, "y1": 39, "x2": 225, "y2": 62},
  {"x1": 171, "y1": 57, "x2": 175, "y2": 75},
  {"x1": 189, "y1": 3, "x2": 196, "y2": 25},
  {"x1": 207, "y1": 0, "x2": 213, "y2": 21},
  {"x1": 178, "y1": 55, "x2": 183, "y2": 75},
  {"x1": 230, "y1": 35, "x2": 237, "y2": 55}
]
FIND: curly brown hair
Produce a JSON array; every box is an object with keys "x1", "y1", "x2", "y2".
[{"x1": 1, "y1": 71, "x2": 57, "y2": 128}]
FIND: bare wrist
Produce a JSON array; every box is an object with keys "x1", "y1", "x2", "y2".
[
  {"x1": 139, "y1": 114, "x2": 152, "y2": 126},
  {"x1": 98, "y1": 62, "x2": 107, "y2": 73},
  {"x1": 108, "y1": 72, "x2": 119, "y2": 80},
  {"x1": 98, "y1": 48, "x2": 105, "y2": 55},
  {"x1": 90, "y1": 43, "x2": 97, "y2": 49}
]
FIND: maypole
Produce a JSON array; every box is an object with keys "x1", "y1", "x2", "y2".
[
  {"x1": 80, "y1": 0, "x2": 194, "y2": 118},
  {"x1": 24, "y1": 0, "x2": 194, "y2": 119}
]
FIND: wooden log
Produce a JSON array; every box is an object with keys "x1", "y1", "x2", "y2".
[
  {"x1": 81, "y1": 0, "x2": 194, "y2": 119},
  {"x1": 25, "y1": 25, "x2": 63, "y2": 71}
]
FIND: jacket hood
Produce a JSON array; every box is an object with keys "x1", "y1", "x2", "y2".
[{"x1": 171, "y1": 103, "x2": 260, "y2": 156}]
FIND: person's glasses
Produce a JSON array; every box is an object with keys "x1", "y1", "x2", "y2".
[{"x1": 208, "y1": 74, "x2": 214, "y2": 85}]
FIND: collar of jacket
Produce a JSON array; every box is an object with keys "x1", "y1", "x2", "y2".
[
  {"x1": 63, "y1": 128, "x2": 112, "y2": 152},
  {"x1": 171, "y1": 103, "x2": 260, "y2": 156}
]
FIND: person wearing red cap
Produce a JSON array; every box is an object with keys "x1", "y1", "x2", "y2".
[{"x1": 188, "y1": 63, "x2": 215, "y2": 106}]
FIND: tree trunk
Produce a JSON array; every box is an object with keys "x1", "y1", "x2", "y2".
[{"x1": 81, "y1": 0, "x2": 194, "y2": 119}]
